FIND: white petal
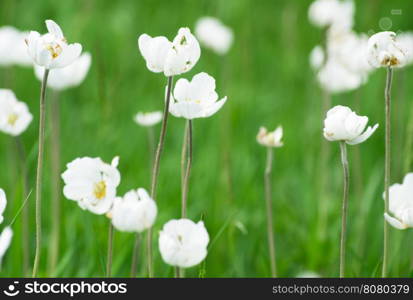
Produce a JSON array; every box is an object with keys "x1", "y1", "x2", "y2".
[
  {"x1": 50, "y1": 43, "x2": 82, "y2": 68},
  {"x1": 384, "y1": 213, "x2": 408, "y2": 230},
  {"x1": 346, "y1": 123, "x2": 378, "y2": 145},
  {"x1": 45, "y1": 20, "x2": 64, "y2": 39}
]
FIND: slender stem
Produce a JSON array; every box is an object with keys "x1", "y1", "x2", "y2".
[
  {"x1": 181, "y1": 121, "x2": 189, "y2": 192},
  {"x1": 264, "y1": 147, "x2": 276, "y2": 277},
  {"x1": 32, "y1": 68, "x2": 49, "y2": 277},
  {"x1": 339, "y1": 141, "x2": 350, "y2": 278},
  {"x1": 130, "y1": 233, "x2": 141, "y2": 277},
  {"x1": 175, "y1": 266, "x2": 181, "y2": 278},
  {"x1": 382, "y1": 66, "x2": 393, "y2": 277},
  {"x1": 106, "y1": 222, "x2": 114, "y2": 277},
  {"x1": 15, "y1": 137, "x2": 30, "y2": 276},
  {"x1": 146, "y1": 76, "x2": 174, "y2": 278},
  {"x1": 48, "y1": 91, "x2": 61, "y2": 275},
  {"x1": 181, "y1": 120, "x2": 193, "y2": 219}
]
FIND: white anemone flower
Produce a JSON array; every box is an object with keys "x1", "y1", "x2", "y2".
[
  {"x1": 195, "y1": 17, "x2": 233, "y2": 55},
  {"x1": 0, "y1": 189, "x2": 7, "y2": 224},
  {"x1": 138, "y1": 27, "x2": 200, "y2": 76},
  {"x1": 256, "y1": 126, "x2": 284, "y2": 148},
  {"x1": 61, "y1": 156, "x2": 120, "y2": 215},
  {"x1": 323, "y1": 105, "x2": 378, "y2": 145},
  {"x1": 308, "y1": 0, "x2": 354, "y2": 31},
  {"x1": 26, "y1": 20, "x2": 82, "y2": 69},
  {"x1": 0, "y1": 89, "x2": 33, "y2": 136},
  {"x1": 159, "y1": 219, "x2": 209, "y2": 268},
  {"x1": 111, "y1": 188, "x2": 157, "y2": 233},
  {"x1": 169, "y1": 72, "x2": 227, "y2": 119},
  {"x1": 134, "y1": 111, "x2": 162, "y2": 127},
  {"x1": 367, "y1": 31, "x2": 407, "y2": 68},
  {"x1": 34, "y1": 52, "x2": 91, "y2": 90},
  {"x1": 384, "y1": 173, "x2": 413, "y2": 230},
  {"x1": 0, "y1": 26, "x2": 32, "y2": 67},
  {"x1": 0, "y1": 227, "x2": 12, "y2": 266}
]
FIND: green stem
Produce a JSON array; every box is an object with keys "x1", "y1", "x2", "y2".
[
  {"x1": 181, "y1": 121, "x2": 189, "y2": 192},
  {"x1": 264, "y1": 147, "x2": 276, "y2": 277},
  {"x1": 130, "y1": 233, "x2": 141, "y2": 277},
  {"x1": 339, "y1": 141, "x2": 350, "y2": 278},
  {"x1": 147, "y1": 76, "x2": 174, "y2": 278},
  {"x1": 181, "y1": 120, "x2": 193, "y2": 219},
  {"x1": 106, "y1": 222, "x2": 114, "y2": 277},
  {"x1": 382, "y1": 66, "x2": 393, "y2": 277},
  {"x1": 32, "y1": 68, "x2": 50, "y2": 277}
]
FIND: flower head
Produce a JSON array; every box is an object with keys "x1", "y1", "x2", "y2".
[
  {"x1": 195, "y1": 17, "x2": 233, "y2": 55},
  {"x1": 384, "y1": 173, "x2": 413, "y2": 229},
  {"x1": 0, "y1": 89, "x2": 32, "y2": 136},
  {"x1": 111, "y1": 188, "x2": 157, "y2": 233},
  {"x1": 138, "y1": 27, "x2": 200, "y2": 76},
  {"x1": 134, "y1": 111, "x2": 162, "y2": 127},
  {"x1": 26, "y1": 20, "x2": 82, "y2": 69},
  {"x1": 169, "y1": 72, "x2": 227, "y2": 119},
  {"x1": 256, "y1": 126, "x2": 283, "y2": 148},
  {"x1": 367, "y1": 31, "x2": 407, "y2": 68},
  {"x1": 323, "y1": 105, "x2": 378, "y2": 145},
  {"x1": 61, "y1": 156, "x2": 120, "y2": 215},
  {"x1": 308, "y1": 0, "x2": 354, "y2": 31},
  {"x1": 0, "y1": 188, "x2": 7, "y2": 224},
  {"x1": 159, "y1": 218, "x2": 209, "y2": 268},
  {"x1": 0, "y1": 26, "x2": 32, "y2": 67},
  {"x1": 0, "y1": 227, "x2": 12, "y2": 266},
  {"x1": 34, "y1": 52, "x2": 91, "y2": 90}
]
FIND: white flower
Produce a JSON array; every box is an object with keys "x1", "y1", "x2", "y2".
[
  {"x1": 309, "y1": 45, "x2": 325, "y2": 71},
  {"x1": 195, "y1": 17, "x2": 233, "y2": 55},
  {"x1": 169, "y1": 72, "x2": 227, "y2": 119},
  {"x1": 138, "y1": 27, "x2": 200, "y2": 76},
  {"x1": 0, "y1": 188, "x2": 7, "y2": 224},
  {"x1": 159, "y1": 218, "x2": 209, "y2": 268},
  {"x1": 134, "y1": 111, "x2": 162, "y2": 127},
  {"x1": 0, "y1": 89, "x2": 33, "y2": 136},
  {"x1": 26, "y1": 20, "x2": 82, "y2": 69},
  {"x1": 0, "y1": 26, "x2": 32, "y2": 67},
  {"x1": 111, "y1": 188, "x2": 157, "y2": 233},
  {"x1": 61, "y1": 156, "x2": 120, "y2": 215},
  {"x1": 308, "y1": 0, "x2": 354, "y2": 31},
  {"x1": 256, "y1": 126, "x2": 283, "y2": 148},
  {"x1": 384, "y1": 173, "x2": 413, "y2": 230},
  {"x1": 323, "y1": 105, "x2": 378, "y2": 145},
  {"x1": 0, "y1": 227, "x2": 12, "y2": 266},
  {"x1": 367, "y1": 31, "x2": 407, "y2": 68},
  {"x1": 34, "y1": 52, "x2": 91, "y2": 90},
  {"x1": 396, "y1": 32, "x2": 413, "y2": 66}
]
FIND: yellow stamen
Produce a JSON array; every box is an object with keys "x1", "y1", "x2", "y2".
[
  {"x1": 7, "y1": 114, "x2": 18, "y2": 126},
  {"x1": 94, "y1": 181, "x2": 107, "y2": 200}
]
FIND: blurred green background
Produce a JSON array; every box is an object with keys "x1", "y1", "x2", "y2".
[{"x1": 1, "y1": 0, "x2": 413, "y2": 277}]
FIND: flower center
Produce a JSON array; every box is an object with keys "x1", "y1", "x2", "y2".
[
  {"x1": 45, "y1": 43, "x2": 63, "y2": 59},
  {"x1": 7, "y1": 113, "x2": 18, "y2": 126},
  {"x1": 93, "y1": 181, "x2": 107, "y2": 200}
]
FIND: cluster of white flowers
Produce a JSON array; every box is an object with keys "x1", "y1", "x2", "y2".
[
  {"x1": 0, "y1": 189, "x2": 13, "y2": 266},
  {"x1": 0, "y1": 89, "x2": 32, "y2": 136}
]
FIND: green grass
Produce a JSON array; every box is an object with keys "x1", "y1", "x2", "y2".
[{"x1": 1, "y1": 0, "x2": 413, "y2": 277}]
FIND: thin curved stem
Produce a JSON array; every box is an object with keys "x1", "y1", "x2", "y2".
[
  {"x1": 181, "y1": 120, "x2": 193, "y2": 219},
  {"x1": 32, "y1": 68, "x2": 49, "y2": 277},
  {"x1": 264, "y1": 147, "x2": 276, "y2": 277},
  {"x1": 106, "y1": 222, "x2": 114, "y2": 277},
  {"x1": 147, "y1": 76, "x2": 174, "y2": 278},
  {"x1": 382, "y1": 66, "x2": 393, "y2": 277},
  {"x1": 339, "y1": 141, "x2": 350, "y2": 278}
]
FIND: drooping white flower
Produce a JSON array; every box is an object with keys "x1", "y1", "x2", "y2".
[
  {"x1": 309, "y1": 45, "x2": 325, "y2": 71},
  {"x1": 169, "y1": 72, "x2": 227, "y2": 119},
  {"x1": 134, "y1": 111, "x2": 162, "y2": 127},
  {"x1": 34, "y1": 52, "x2": 91, "y2": 90},
  {"x1": 308, "y1": 0, "x2": 354, "y2": 31},
  {"x1": 0, "y1": 26, "x2": 32, "y2": 67},
  {"x1": 26, "y1": 20, "x2": 82, "y2": 69},
  {"x1": 0, "y1": 89, "x2": 33, "y2": 136},
  {"x1": 367, "y1": 31, "x2": 407, "y2": 68},
  {"x1": 195, "y1": 17, "x2": 233, "y2": 55},
  {"x1": 0, "y1": 189, "x2": 7, "y2": 224},
  {"x1": 61, "y1": 156, "x2": 120, "y2": 215},
  {"x1": 323, "y1": 105, "x2": 378, "y2": 145},
  {"x1": 0, "y1": 227, "x2": 12, "y2": 266},
  {"x1": 138, "y1": 27, "x2": 200, "y2": 76},
  {"x1": 384, "y1": 173, "x2": 413, "y2": 230},
  {"x1": 256, "y1": 126, "x2": 283, "y2": 148},
  {"x1": 159, "y1": 218, "x2": 209, "y2": 268},
  {"x1": 111, "y1": 188, "x2": 157, "y2": 233},
  {"x1": 396, "y1": 32, "x2": 413, "y2": 66}
]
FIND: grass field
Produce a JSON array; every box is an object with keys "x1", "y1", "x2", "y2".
[{"x1": 1, "y1": 0, "x2": 413, "y2": 277}]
